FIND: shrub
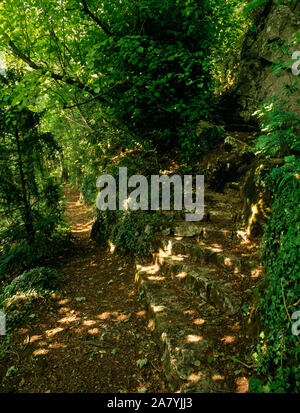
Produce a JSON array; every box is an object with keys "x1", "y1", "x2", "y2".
[
  {"x1": 250, "y1": 102, "x2": 300, "y2": 392},
  {"x1": 92, "y1": 209, "x2": 169, "y2": 257},
  {"x1": 0, "y1": 267, "x2": 60, "y2": 330}
]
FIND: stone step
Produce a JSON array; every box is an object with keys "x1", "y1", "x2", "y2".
[
  {"x1": 153, "y1": 255, "x2": 241, "y2": 315},
  {"x1": 160, "y1": 238, "x2": 242, "y2": 273},
  {"x1": 207, "y1": 210, "x2": 234, "y2": 225},
  {"x1": 201, "y1": 225, "x2": 235, "y2": 243},
  {"x1": 170, "y1": 223, "x2": 235, "y2": 243},
  {"x1": 173, "y1": 213, "x2": 234, "y2": 237},
  {"x1": 135, "y1": 262, "x2": 230, "y2": 392}
]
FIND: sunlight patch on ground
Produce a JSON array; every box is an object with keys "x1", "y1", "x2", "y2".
[
  {"x1": 82, "y1": 319, "x2": 97, "y2": 326},
  {"x1": 175, "y1": 271, "x2": 187, "y2": 280},
  {"x1": 187, "y1": 373, "x2": 201, "y2": 383},
  {"x1": 88, "y1": 328, "x2": 99, "y2": 335},
  {"x1": 96, "y1": 312, "x2": 111, "y2": 320},
  {"x1": 212, "y1": 374, "x2": 225, "y2": 381},
  {"x1": 220, "y1": 335, "x2": 236, "y2": 344},
  {"x1": 151, "y1": 305, "x2": 166, "y2": 313},
  {"x1": 193, "y1": 318, "x2": 206, "y2": 326},
  {"x1": 236, "y1": 377, "x2": 249, "y2": 393},
  {"x1": 45, "y1": 327, "x2": 64, "y2": 337},
  {"x1": 185, "y1": 334, "x2": 203, "y2": 343},
  {"x1": 33, "y1": 348, "x2": 49, "y2": 356},
  {"x1": 58, "y1": 315, "x2": 79, "y2": 324},
  {"x1": 25, "y1": 335, "x2": 42, "y2": 344}
]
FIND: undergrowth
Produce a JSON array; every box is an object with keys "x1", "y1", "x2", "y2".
[{"x1": 250, "y1": 101, "x2": 300, "y2": 393}]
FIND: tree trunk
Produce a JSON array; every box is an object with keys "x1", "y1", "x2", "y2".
[{"x1": 15, "y1": 127, "x2": 35, "y2": 244}]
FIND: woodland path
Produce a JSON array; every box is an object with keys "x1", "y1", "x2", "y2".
[{"x1": 1, "y1": 186, "x2": 167, "y2": 393}]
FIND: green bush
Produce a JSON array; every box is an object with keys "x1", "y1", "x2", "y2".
[
  {"x1": 92, "y1": 209, "x2": 168, "y2": 257},
  {"x1": 81, "y1": 173, "x2": 99, "y2": 205},
  {"x1": 254, "y1": 100, "x2": 300, "y2": 157},
  {"x1": 181, "y1": 124, "x2": 224, "y2": 164},
  {"x1": 250, "y1": 100, "x2": 300, "y2": 392},
  {"x1": 0, "y1": 267, "x2": 60, "y2": 330},
  {"x1": 2, "y1": 267, "x2": 60, "y2": 300}
]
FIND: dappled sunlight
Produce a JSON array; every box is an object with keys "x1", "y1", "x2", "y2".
[
  {"x1": 74, "y1": 327, "x2": 84, "y2": 334},
  {"x1": 158, "y1": 254, "x2": 185, "y2": 264},
  {"x1": 58, "y1": 306, "x2": 71, "y2": 313},
  {"x1": 136, "y1": 263, "x2": 160, "y2": 275},
  {"x1": 224, "y1": 257, "x2": 234, "y2": 267},
  {"x1": 18, "y1": 328, "x2": 29, "y2": 335},
  {"x1": 33, "y1": 348, "x2": 50, "y2": 356},
  {"x1": 220, "y1": 335, "x2": 236, "y2": 344},
  {"x1": 6, "y1": 188, "x2": 260, "y2": 393},
  {"x1": 58, "y1": 315, "x2": 80, "y2": 324},
  {"x1": 37, "y1": 340, "x2": 48, "y2": 346},
  {"x1": 71, "y1": 222, "x2": 94, "y2": 234},
  {"x1": 251, "y1": 266, "x2": 262, "y2": 278},
  {"x1": 96, "y1": 311, "x2": 111, "y2": 320},
  {"x1": 212, "y1": 374, "x2": 225, "y2": 382},
  {"x1": 184, "y1": 310, "x2": 196, "y2": 316},
  {"x1": 193, "y1": 318, "x2": 206, "y2": 326},
  {"x1": 211, "y1": 243, "x2": 223, "y2": 249},
  {"x1": 5, "y1": 289, "x2": 40, "y2": 307},
  {"x1": 147, "y1": 275, "x2": 166, "y2": 281},
  {"x1": 82, "y1": 319, "x2": 97, "y2": 326},
  {"x1": 185, "y1": 334, "x2": 203, "y2": 343},
  {"x1": 24, "y1": 335, "x2": 42, "y2": 344},
  {"x1": 114, "y1": 313, "x2": 129, "y2": 322},
  {"x1": 89, "y1": 262, "x2": 98, "y2": 268},
  {"x1": 151, "y1": 305, "x2": 166, "y2": 313},
  {"x1": 237, "y1": 230, "x2": 250, "y2": 244},
  {"x1": 236, "y1": 377, "x2": 249, "y2": 393},
  {"x1": 88, "y1": 328, "x2": 100, "y2": 335},
  {"x1": 45, "y1": 327, "x2": 64, "y2": 338},
  {"x1": 187, "y1": 373, "x2": 201, "y2": 383},
  {"x1": 175, "y1": 271, "x2": 187, "y2": 280},
  {"x1": 57, "y1": 299, "x2": 70, "y2": 305},
  {"x1": 136, "y1": 310, "x2": 147, "y2": 318},
  {"x1": 109, "y1": 241, "x2": 116, "y2": 253},
  {"x1": 147, "y1": 319, "x2": 155, "y2": 331},
  {"x1": 48, "y1": 342, "x2": 67, "y2": 349}
]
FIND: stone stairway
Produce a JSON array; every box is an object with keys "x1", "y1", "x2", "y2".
[{"x1": 135, "y1": 187, "x2": 260, "y2": 392}]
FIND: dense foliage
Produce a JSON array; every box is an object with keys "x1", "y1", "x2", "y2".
[
  {"x1": 0, "y1": 267, "x2": 60, "y2": 331},
  {"x1": 0, "y1": 0, "x2": 247, "y2": 161},
  {"x1": 250, "y1": 99, "x2": 300, "y2": 392},
  {"x1": 0, "y1": 0, "x2": 299, "y2": 394},
  {"x1": 0, "y1": 71, "x2": 70, "y2": 279}
]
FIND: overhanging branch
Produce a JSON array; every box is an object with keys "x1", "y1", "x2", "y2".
[
  {"x1": 3, "y1": 33, "x2": 108, "y2": 103},
  {"x1": 80, "y1": 0, "x2": 112, "y2": 36}
]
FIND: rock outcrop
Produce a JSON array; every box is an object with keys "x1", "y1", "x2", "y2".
[{"x1": 230, "y1": 0, "x2": 300, "y2": 122}]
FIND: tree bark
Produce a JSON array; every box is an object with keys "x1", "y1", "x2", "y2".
[{"x1": 15, "y1": 127, "x2": 35, "y2": 244}]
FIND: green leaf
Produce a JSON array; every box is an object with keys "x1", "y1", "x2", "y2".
[
  {"x1": 75, "y1": 297, "x2": 86, "y2": 302},
  {"x1": 136, "y1": 358, "x2": 148, "y2": 368}
]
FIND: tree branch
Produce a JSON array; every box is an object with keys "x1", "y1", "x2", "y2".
[
  {"x1": 63, "y1": 94, "x2": 102, "y2": 109},
  {"x1": 80, "y1": 0, "x2": 112, "y2": 36},
  {"x1": 3, "y1": 33, "x2": 40, "y2": 70},
  {"x1": 3, "y1": 33, "x2": 108, "y2": 103}
]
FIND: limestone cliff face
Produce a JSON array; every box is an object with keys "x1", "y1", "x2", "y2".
[{"x1": 232, "y1": 0, "x2": 299, "y2": 122}]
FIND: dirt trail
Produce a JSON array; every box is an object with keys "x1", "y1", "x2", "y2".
[{"x1": 1, "y1": 186, "x2": 167, "y2": 393}]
